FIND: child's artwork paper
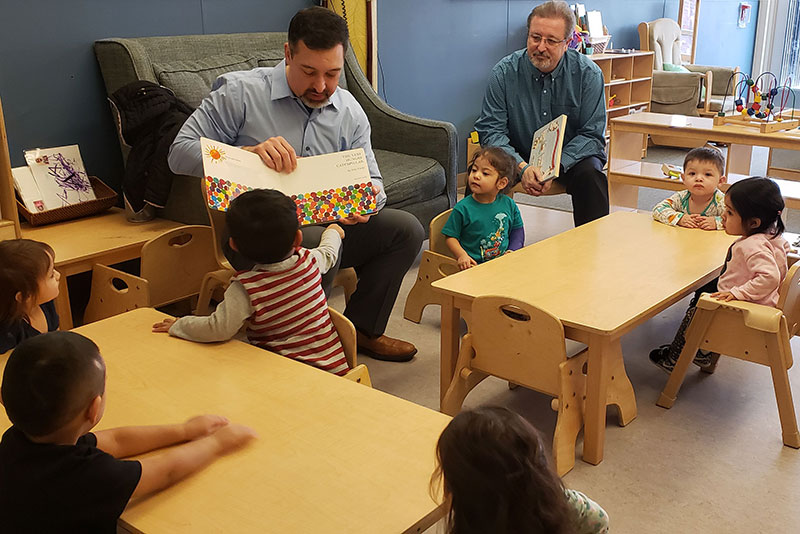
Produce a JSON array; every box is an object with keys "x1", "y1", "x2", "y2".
[
  {"x1": 201, "y1": 138, "x2": 378, "y2": 225},
  {"x1": 11, "y1": 166, "x2": 46, "y2": 212},
  {"x1": 529, "y1": 114, "x2": 568, "y2": 182},
  {"x1": 23, "y1": 145, "x2": 95, "y2": 209}
]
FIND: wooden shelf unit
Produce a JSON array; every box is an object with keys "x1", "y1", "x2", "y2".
[
  {"x1": 0, "y1": 96, "x2": 22, "y2": 240},
  {"x1": 607, "y1": 112, "x2": 800, "y2": 210},
  {"x1": 590, "y1": 51, "x2": 654, "y2": 156}
]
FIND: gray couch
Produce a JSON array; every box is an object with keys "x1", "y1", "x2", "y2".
[{"x1": 94, "y1": 32, "x2": 456, "y2": 231}]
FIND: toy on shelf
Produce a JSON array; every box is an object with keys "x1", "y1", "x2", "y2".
[
  {"x1": 608, "y1": 93, "x2": 618, "y2": 108},
  {"x1": 661, "y1": 163, "x2": 681, "y2": 179},
  {"x1": 713, "y1": 71, "x2": 799, "y2": 133}
]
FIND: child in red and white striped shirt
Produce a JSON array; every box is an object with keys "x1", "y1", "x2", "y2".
[{"x1": 152, "y1": 189, "x2": 349, "y2": 375}]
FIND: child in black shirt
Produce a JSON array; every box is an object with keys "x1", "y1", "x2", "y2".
[{"x1": 0, "y1": 331, "x2": 256, "y2": 533}]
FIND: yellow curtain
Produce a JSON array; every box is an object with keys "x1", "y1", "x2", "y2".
[{"x1": 327, "y1": 0, "x2": 369, "y2": 76}]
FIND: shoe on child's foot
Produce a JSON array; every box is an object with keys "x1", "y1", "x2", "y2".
[
  {"x1": 649, "y1": 345, "x2": 677, "y2": 374},
  {"x1": 693, "y1": 349, "x2": 714, "y2": 368}
]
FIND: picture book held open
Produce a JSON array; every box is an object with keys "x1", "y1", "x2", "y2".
[
  {"x1": 529, "y1": 114, "x2": 568, "y2": 183},
  {"x1": 201, "y1": 138, "x2": 378, "y2": 226},
  {"x1": 22, "y1": 145, "x2": 95, "y2": 209}
]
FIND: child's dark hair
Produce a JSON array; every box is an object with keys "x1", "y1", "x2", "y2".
[
  {"x1": 288, "y1": 6, "x2": 349, "y2": 54},
  {"x1": 0, "y1": 239, "x2": 55, "y2": 324},
  {"x1": 432, "y1": 407, "x2": 576, "y2": 534},
  {"x1": 2, "y1": 332, "x2": 106, "y2": 438},
  {"x1": 226, "y1": 189, "x2": 300, "y2": 264},
  {"x1": 468, "y1": 146, "x2": 518, "y2": 193},
  {"x1": 725, "y1": 176, "x2": 785, "y2": 238},
  {"x1": 683, "y1": 146, "x2": 725, "y2": 176}
]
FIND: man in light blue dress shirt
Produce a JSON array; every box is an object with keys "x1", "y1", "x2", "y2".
[
  {"x1": 475, "y1": 1, "x2": 609, "y2": 226},
  {"x1": 169, "y1": 7, "x2": 422, "y2": 362}
]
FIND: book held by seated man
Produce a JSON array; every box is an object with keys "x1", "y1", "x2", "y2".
[
  {"x1": 529, "y1": 114, "x2": 568, "y2": 183},
  {"x1": 201, "y1": 137, "x2": 378, "y2": 225}
]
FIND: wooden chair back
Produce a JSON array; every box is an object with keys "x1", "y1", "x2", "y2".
[
  {"x1": 778, "y1": 263, "x2": 800, "y2": 337},
  {"x1": 328, "y1": 306, "x2": 372, "y2": 387},
  {"x1": 84, "y1": 264, "x2": 150, "y2": 323},
  {"x1": 140, "y1": 225, "x2": 219, "y2": 307},
  {"x1": 428, "y1": 209, "x2": 453, "y2": 257},
  {"x1": 328, "y1": 307, "x2": 357, "y2": 369},
  {"x1": 469, "y1": 295, "x2": 568, "y2": 394}
]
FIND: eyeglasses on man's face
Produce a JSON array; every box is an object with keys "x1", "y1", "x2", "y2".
[{"x1": 528, "y1": 34, "x2": 567, "y2": 47}]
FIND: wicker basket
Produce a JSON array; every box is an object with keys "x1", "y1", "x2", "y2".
[
  {"x1": 587, "y1": 35, "x2": 611, "y2": 54},
  {"x1": 17, "y1": 176, "x2": 118, "y2": 226}
]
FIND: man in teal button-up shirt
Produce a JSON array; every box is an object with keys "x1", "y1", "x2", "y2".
[{"x1": 475, "y1": 1, "x2": 609, "y2": 226}]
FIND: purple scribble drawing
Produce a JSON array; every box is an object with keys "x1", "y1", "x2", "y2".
[{"x1": 48, "y1": 153, "x2": 91, "y2": 204}]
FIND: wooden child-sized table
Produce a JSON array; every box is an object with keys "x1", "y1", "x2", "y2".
[
  {"x1": 0, "y1": 308, "x2": 450, "y2": 533},
  {"x1": 433, "y1": 211, "x2": 736, "y2": 466}
]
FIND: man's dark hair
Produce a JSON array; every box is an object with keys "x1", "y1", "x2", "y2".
[
  {"x1": 2, "y1": 332, "x2": 106, "y2": 438},
  {"x1": 288, "y1": 6, "x2": 349, "y2": 54},
  {"x1": 227, "y1": 189, "x2": 300, "y2": 264}
]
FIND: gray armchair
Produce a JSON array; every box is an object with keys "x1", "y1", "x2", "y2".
[
  {"x1": 638, "y1": 18, "x2": 738, "y2": 117},
  {"x1": 94, "y1": 32, "x2": 456, "y2": 231}
]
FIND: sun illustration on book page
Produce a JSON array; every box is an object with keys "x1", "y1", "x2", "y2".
[{"x1": 204, "y1": 145, "x2": 226, "y2": 163}]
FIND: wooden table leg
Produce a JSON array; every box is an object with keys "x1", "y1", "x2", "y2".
[
  {"x1": 727, "y1": 144, "x2": 754, "y2": 175},
  {"x1": 440, "y1": 296, "x2": 459, "y2": 407},
  {"x1": 54, "y1": 274, "x2": 73, "y2": 330},
  {"x1": 583, "y1": 334, "x2": 612, "y2": 465}
]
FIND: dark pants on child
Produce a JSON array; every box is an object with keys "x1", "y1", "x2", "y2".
[
  {"x1": 665, "y1": 278, "x2": 719, "y2": 362},
  {"x1": 301, "y1": 208, "x2": 424, "y2": 338},
  {"x1": 553, "y1": 156, "x2": 609, "y2": 227}
]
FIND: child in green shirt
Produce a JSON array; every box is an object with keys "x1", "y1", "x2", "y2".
[{"x1": 442, "y1": 146, "x2": 525, "y2": 270}]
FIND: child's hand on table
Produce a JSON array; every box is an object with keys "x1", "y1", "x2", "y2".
[
  {"x1": 152, "y1": 317, "x2": 176, "y2": 333},
  {"x1": 457, "y1": 254, "x2": 477, "y2": 271},
  {"x1": 184, "y1": 415, "x2": 230, "y2": 440},
  {"x1": 677, "y1": 215, "x2": 698, "y2": 228},
  {"x1": 211, "y1": 424, "x2": 258, "y2": 453},
  {"x1": 685, "y1": 214, "x2": 717, "y2": 230},
  {"x1": 710, "y1": 291, "x2": 736, "y2": 302}
]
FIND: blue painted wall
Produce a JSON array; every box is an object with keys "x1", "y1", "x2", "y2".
[
  {"x1": 377, "y1": 0, "x2": 759, "y2": 170},
  {"x1": 0, "y1": 0, "x2": 311, "y2": 191},
  {"x1": 0, "y1": 0, "x2": 758, "y2": 185}
]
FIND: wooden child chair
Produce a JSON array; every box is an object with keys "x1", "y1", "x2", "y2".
[
  {"x1": 329, "y1": 307, "x2": 372, "y2": 387},
  {"x1": 441, "y1": 295, "x2": 635, "y2": 476},
  {"x1": 403, "y1": 209, "x2": 459, "y2": 323},
  {"x1": 195, "y1": 182, "x2": 357, "y2": 316},
  {"x1": 657, "y1": 263, "x2": 800, "y2": 448},
  {"x1": 84, "y1": 225, "x2": 218, "y2": 323},
  {"x1": 403, "y1": 183, "x2": 563, "y2": 323}
]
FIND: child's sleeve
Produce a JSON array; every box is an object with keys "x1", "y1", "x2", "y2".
[
  {"x1": 508, "y1": 200, "x2": 525, "y2": 251},
  {"x1": 727, "y1": 247, "x2": 783, "y2": 303},
  {"x1": 564, "y1": 488, "x2": 610, "y2": 534},
  {"x1": 713, "y1": 190, "x2": 725, "y2": 230},
  {"x1": 652, "y1": 191, "x2": 687, "y2": 226},
  {"x1": 441, "y1": 206, "x2": 464, "y2": 239},
  {"x1": 168, "y1": 281, "x2": 252, "y2": 342},
  {"x1": 309, "y1": 226, "x2": 343, "y2": 274}
]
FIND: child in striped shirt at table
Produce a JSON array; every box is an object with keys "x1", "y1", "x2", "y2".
[
  {"x1": 652, "y1": 146, "x2": 727, "y2": 230},
  {"x1": 152, "y1": 189, "x2": 350, "y2": 376}
]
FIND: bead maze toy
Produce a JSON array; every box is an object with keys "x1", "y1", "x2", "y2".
[{"x1": 713, "y1": 71, "x2": 799, "y2": 133}]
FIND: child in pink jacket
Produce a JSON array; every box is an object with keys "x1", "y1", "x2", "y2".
[{"x1": 650, "y1": 176, "x2": 790, "y2": 373}]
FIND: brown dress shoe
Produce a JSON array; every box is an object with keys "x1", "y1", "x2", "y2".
[{"x1": 356, "y1": 332, "x2": 417, "y2": 362}]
